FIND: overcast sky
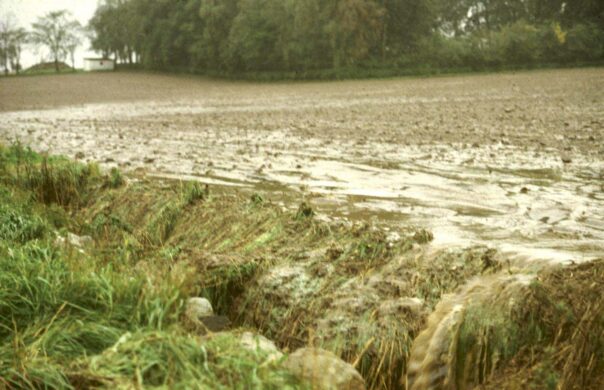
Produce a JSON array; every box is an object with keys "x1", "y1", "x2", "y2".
[{"x1": 1, "y1": 0, "x2": 99, "y2": 68}]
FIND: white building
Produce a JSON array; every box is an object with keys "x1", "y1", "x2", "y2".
[{"x1": 83, "y1": 58, "x2": 115, "y2": 72}]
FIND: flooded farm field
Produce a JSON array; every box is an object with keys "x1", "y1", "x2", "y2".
[
  {"x1": 2, "y1": 68, "x2": 603, "y2": 263},
  {"x1": 2, "y1": 68, "x2": 604, "y2": 389}
]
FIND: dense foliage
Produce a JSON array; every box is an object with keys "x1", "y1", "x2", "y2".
[{"x1": 88, "y1": 0, "x2": 604, "y2": 77}]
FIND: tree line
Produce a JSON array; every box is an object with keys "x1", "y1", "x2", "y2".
[
  {"x1": 88, "y1": 0, "x2": 603, "y2": 77},
  {"x1": 0, "y1": 11, "x2": 82, "y2": 75}
]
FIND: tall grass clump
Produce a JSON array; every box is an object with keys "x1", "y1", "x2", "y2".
[
  {"x1": 0, "y1": 239, "x2": 186, "y2": 386},
  {"x1": 0, "y1": 144, "x2": 312, "y2": 388},
  {"x1": 181, "y1": 181, "x2": 207, "y2": 205},
  {"x1": 0, "y1": 203, "x2": 48, "y2": 243},
  {"x1": 0, "y1": 143, "x2": 102, "y2": 208},
  {"x1": 106, "y1": 167, "x2": 124, "y2": 189},
  {"x1": 76, "y1": 331, "x2": 302, "y2": 389}
]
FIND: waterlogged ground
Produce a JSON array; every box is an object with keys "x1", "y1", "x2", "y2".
[{"x1": 1, "y1": 68, "x2": 603, "y2": 263}]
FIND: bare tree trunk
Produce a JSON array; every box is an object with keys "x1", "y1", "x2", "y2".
[
  {"x1": 55, "y1": 57, "x2": 59, "y2": 73},
  {"x1": 15, "y1": 48, "x2": 20, "y2": 75}
]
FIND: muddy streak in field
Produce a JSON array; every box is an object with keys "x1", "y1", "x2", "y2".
[{"x1": 1, "y1": 69, "x2": 603, "y2": 262}]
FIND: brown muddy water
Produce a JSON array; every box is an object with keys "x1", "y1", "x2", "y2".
[{"x1": 1, "y1": 68, "x2": 603, "y2": 263}]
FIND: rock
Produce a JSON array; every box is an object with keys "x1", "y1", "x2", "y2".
[
  {"x1": 75, "y1": 151, "x2": 85, "y2": 159},
  {"x1": 55, "y1": 232, "x2": 94, "y2": 248},
  {"x1": 240, "y1": 332, "x2": 283, "y2": 363},
  {"x1": 561, "y1": 154, "x2": 572, "y2": 164},
  {"x1": 69, "y1": 233, "x2": 93, "y2": 247},
  {"x1": 185, "y1": 297, "x2": 214, "y2": 321},
  {"x1": 283, "y1": 348, "x2": 366, "y2": 390},
  {"x1": 184, "y1": 298, "x2": 231, "y2": 333}
]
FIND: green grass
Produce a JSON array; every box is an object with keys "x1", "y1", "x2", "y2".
[
  {"x1": 1, "y1": 68, "x2": 84, "y2": 78},
  {"x1": 0, "y1": 143, "x2": 306, "y2": 389},
  {"x1": 123, "y1": 60, "x2": 604, "y2": 82},
  {"x1": 4, "y1": 142, "x2": 600, "y2": 389}
]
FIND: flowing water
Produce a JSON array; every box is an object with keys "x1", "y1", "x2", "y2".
[
  {"x1": 1, "y1": 69, "x2": 603, "y2": 389},
  {"x1": 1, "y1": 69, "x2": 603, "y2": 265}
]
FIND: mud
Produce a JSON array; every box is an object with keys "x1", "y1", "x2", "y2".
[{"x1": 1, "y1": 68, "x2": 603, "y2": 263}]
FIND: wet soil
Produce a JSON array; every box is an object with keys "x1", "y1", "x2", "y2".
[{"x1": 1, "y1": 68, "x2": 603, "y2": 262}]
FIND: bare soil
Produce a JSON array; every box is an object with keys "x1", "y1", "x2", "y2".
[{"x1": 1, "y1": 68, "x2": 603, "y2": 261}]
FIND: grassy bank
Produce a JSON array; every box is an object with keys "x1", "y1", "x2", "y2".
[
  {"x1": 0, "y1": 143, "x2": 488, "y2": 388},
  {"x1": 4, "y1": 61, "x2": 602, "y2": 83},
  {"x1": 1, "y1": 143, "x2": 602, "y2": 389},
  {"x1": 0, "y1": 144, "x2": 302, "y2": 389}
]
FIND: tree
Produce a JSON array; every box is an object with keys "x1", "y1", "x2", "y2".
[
  {"x1": 65, "y1": 25, "x2": 83, "y2": 71},
  {"x1": 290, "y1": 0, "x2": 333, "y2": 70},
  {"x1": 0, "y1": 15, "x2": 15, "y2": 75},
  {"x1": 381, "y1": 0, "x2": 438, "y2": 53},
  {"x1": 31, "y1": 10, "x2": 82, "y2": 72},
  {"x1": 198, "y1": 0, "x2": 238, "y2": 69},
  {"x1": 84, "y1": 0, "x2": 604, "y2": 75},
  {"x1": 325, "y1": 0, "x2": 385, "y2": 68},
  {"x1": 227, "y1": 0, "x2": 294, "y2": 71},
  {"x1": 8, "y1": 28, "x2": 28, "y2": 74}
]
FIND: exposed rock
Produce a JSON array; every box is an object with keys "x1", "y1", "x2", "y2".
[
  {"x1": 183, "y1": 297, "x2": 231, "y2": 333},
  {"x1": 240, "y1": 332, "x2": 283, "y2": 363},
  {"x1": 55, "y1": 232, "x2": 93, "y2": 248},
  {"x1": 283, "y1": 347, "x2": 366, "y2": 390},
  {"x1": 185, "y1": 297, "x2": 214, "y2": 321}
]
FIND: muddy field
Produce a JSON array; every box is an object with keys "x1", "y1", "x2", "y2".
[
  {"x1": 1, "y1": 68, "x2": 604, "y2": 389},
  {"x1": 1, "y1": 68, "x2": 603, "y2": 262}
]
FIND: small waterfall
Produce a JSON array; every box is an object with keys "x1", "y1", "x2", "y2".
[{"x1": 405, "y1": 274, "x2": 534, "y2": 390}]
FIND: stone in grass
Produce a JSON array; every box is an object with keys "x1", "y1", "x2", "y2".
[
  {"x1": 284, "y1": 347, "x2": 366, "y2": 390},
  {"x1": 240, "y1": 332, "x2": 283, "y2": 363},
  {"x1": 55, "y1": 232, "x2": 94, "y2": 248},
  {"x1": 186, "y1": 297, "x2": 214, "y2": 320},
  {"x1": 184, "y1": 298, "x2": 231, "y2": 333},
  {"x1": 68, "y1": 232, "x2": 93, "y2": 247},
  {"x1": 560, "y1": 153, "x2": 572, "y2": 164}
]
